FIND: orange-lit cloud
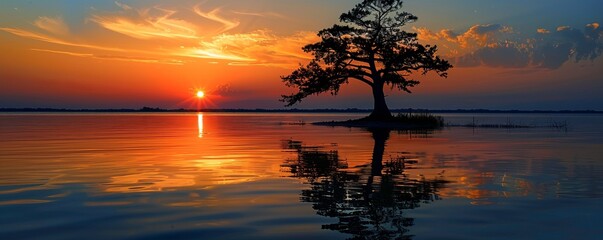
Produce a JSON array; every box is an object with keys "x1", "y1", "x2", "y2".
[
  {"x1": 417, "y1": 22, "x2": 603, "y2": 69},
  {"x1": 231, "y1": 10, "x2": 285, "y2": 19},
  {"x1": 0, "y1": 27, "x2": 125, "y2": 52},
  {"x1": 458, "y1": 24, "x2": 512, "y2": 48},
  {"x1": 179, "y1": 30, "x2": 317, "y2": 67},
  {"x1": 556, "y1": 26, "x2": 571, "y2": 32},
  {"x1": 34, "y1": 16, "x2": 69, "y2": 35},
  {"x1": 193, "y1": 5, "x2": 240, "y2": 33},
  {"x1": 415, "y1": 24, "x2": 512, "y2": 49},
  {"x1": 1, "y1": 27, "x2": 314, "y2": 68},
  {"x1": 0, "y1": 1, "x2": 320, "y2": 69},
  {"x1": 7, "y1": 0, "x2": 599, "y2": 72},
  {"x1": 114, "y1": 1, "x2": 132, "y2": 11},
  {"x1": 1, "y1": 26, "x2": 315, "y2": 68},
  {"x1": 537, "y1": 28, "x2": 550, "y2": 34},
  {"x1": 91, "y1": 3, "x2": 198, "y2": 39},
  {"x1": 31, "y1": 48, "x2": 184, "y2": 65}
]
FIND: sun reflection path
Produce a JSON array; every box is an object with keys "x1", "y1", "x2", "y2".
[{"x1": 198, "y1": 113, "x2": 204, "y2": 138}]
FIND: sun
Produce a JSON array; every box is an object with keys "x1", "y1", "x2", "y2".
[{"x1": 196, "y1": 91, "x2": 205, "y2": 98}]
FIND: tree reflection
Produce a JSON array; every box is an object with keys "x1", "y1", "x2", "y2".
[{"x1": 282, "y1": 129, "x2": 447, "y2": 240}]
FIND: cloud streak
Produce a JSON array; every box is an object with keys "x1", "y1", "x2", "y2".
[
  {"x1": 1, "y1": 27, "x2": 315, "y2": 68},
  {"x1": 90, "y1": 3, "x2": 198, "y2": 39},
  {"x1": 8, "y1": 0, "x2": 601, "y2": 71},
  {"x1": 0, "y1": 27, "x2": 126, "y2": 52},
  {"x1": 0, "y1": 27, "x2": 187, "y2": 64},
  {"x1": 193, "y1": 5, "x2": 240, "y2": 33},
  {"x1": 30, "y1": 48, "x2": 183, "y2": 65},
  {"x1": 0, "y1": 2, "x2": 321, "y2": 68},
  {"x1": 231, "y1": 10, "x2": 285, "y2": 19},
  {"x1": 34, "y1": 16, "x2": 69, "y2": 35},
  {"x1": 179, "y1": 30, "x2": 317, "y2": 67}
]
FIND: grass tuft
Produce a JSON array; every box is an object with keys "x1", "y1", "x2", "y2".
[{"x1": 393, "y1": 112, "x2": 445, "y2": 128}]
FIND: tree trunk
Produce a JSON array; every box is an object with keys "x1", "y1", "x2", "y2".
[{"x1": 369, "y1": 82, "x2": 392, "y2": 120}]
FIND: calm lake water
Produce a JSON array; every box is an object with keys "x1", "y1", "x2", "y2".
[{"x1": 1, "y1": 112, "x2": 602, "y2": 240}]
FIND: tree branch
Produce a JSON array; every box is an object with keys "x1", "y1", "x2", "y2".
[{"x1": 350, "y1": 76, "x2": 374, "y2": 87}]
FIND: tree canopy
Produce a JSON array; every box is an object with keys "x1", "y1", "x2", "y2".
[{"x1": 281, "y1": 0, "x2": 451, "y2": 119}]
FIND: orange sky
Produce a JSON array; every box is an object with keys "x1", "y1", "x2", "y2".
[{"x1": 1, "y1": 0, "x2": 602, "y2": 110}]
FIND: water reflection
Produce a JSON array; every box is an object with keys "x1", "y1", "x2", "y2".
[
  {"x1": 1, "y1": 113, "x2": 602, "y2": 239},
  {"x1": 198, "y1": 113, "x2": 204, "y2": 138},
  {"x1": 282, "y1": 129, "x2": 448, "y2": 239}
]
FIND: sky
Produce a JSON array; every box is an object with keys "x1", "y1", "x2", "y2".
[{"x1": 1, "y1": 0, "x2": 602, "y2": 110}]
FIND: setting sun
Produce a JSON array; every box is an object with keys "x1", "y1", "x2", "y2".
[{"x1": 196, "y1": 91, "x2": 205, "y2": 98}]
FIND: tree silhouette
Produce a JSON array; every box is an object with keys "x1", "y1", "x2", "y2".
[
  {"x1": 281, "y1": 129, "x2": 447, "y2": 239},
  {"x1": 281, "y1": 0, "x2": 452, "y2": 120}
]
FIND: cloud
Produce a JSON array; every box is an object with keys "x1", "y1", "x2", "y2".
[
  {"x1": 415, "y1": 28, "x2": 457, "y2": 42},
  {"x1": 193, "y1": 5, "x2": 240, "y2": 33},
  {"x1": 533, "y1": 23, "x2": 603, "y2": 68},
  {"x1": 556, "y1": 26, "x2": 571, "y2": 32},
  {"x1": 2, "y1": 25, "x2": 316, "y2": 67},
  {"x1": 0, "y1": 27, "x2": 186, "y2": 64},
  {"x1": 1, "y1": 2, "x2": 319, "y2": 68},
  {"x1": 456, "y1": 44, "x2": 530, "y2": 68},
  {"x1": 91, "y1": 3, "x2": 281, "y2": 39},
  {"x1": 179, "y1": 30, "x2": 317, "y2": 67},
  {"x1": 0, "y1": 27, "x2": 125, "y2": 52},
  {"x1": 438, "y1": 29, "x2": 459, "y2": 42},
  {"x1": 31, "y1": 48, "x2": 92, "y2": 58},
  {"x1": 114, "y1": 1, "x2": 132, "y2": 11},
  {"x1": 416, "y1": 24, "x2": 511, "y2": 48},
  {"x1": 457, "y1": 24, "x2": 510, "y2": 48},
  {"x1": 415, "y1": 28, "x2": 447, "y2": 41},
  {"x1": 532, "y1": 42, "x2": 573, "y2": 69},
  {"x1": 231, "y1": 10, "x2": 285, "y2": 19},
  {"x1": 34, "y1": 16, "x2": 69, "y2": 35},
  {"x1": 537, "y1": 28, "x2": 550, "y2": 34},
  {"x1": 418, "y1": 22, "x2": 603, "y2": 69},
  {"x1": 30, "y1": 48, "x2": 183, "y2": 65},
  {"x1": 90, "y1": 6, "x2": 198, "y2": 39}
]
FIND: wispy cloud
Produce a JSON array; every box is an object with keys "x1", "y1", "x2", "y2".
[
  {"x1": 179, "y1": 30, "x2": 317, "y2": 67},
  {"x1": 0, "y1": 27, "x2": 186, "y2": 64},
  {"x1": 1, "y1": 25, "x2": 316, "y2": 67},
  {"x1": 1, "y1": 2, "x2": 319, "y2": 67},
  {"x1": 0, "y1": 27, "x2": 125, "y2": 52},
  {"x1": 193, "y1": 5, "x2": 240, "y2": 33},
  {"x1": 90, "y1": 5, "x2": 198, "y2": 39},
  {"x1": 114, "y1": 1, "x2": 132, "y2": 11},
  {"x1": 34, "y1": 16, "x2": 69, "y2": 35},
  {"x1": 31, "y1": 48, "x2": 92, "y2": 57},
  {"x1": 31, "y1": 48, "x2": 184, "y2": 65},
  {"x1": 231, "y1": 10, "x2": 285, "y2": 19}
]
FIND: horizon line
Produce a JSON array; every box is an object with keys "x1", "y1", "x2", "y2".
[{"x1": 1, "y1": 107, "x2": 602, "y2": 114}]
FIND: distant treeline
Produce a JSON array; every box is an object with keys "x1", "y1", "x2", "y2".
[{"x1": 1, "y1": 107, "x2": 601, "y2": 114}]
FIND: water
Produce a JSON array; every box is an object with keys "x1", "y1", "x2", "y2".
[{"x1": 0, "y1": 113, "x2": 602, "y2": 240}]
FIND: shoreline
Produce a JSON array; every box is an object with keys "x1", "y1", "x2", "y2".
[{"x1": 1, "y1": 108, "x2": 602, "y2": 114}]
